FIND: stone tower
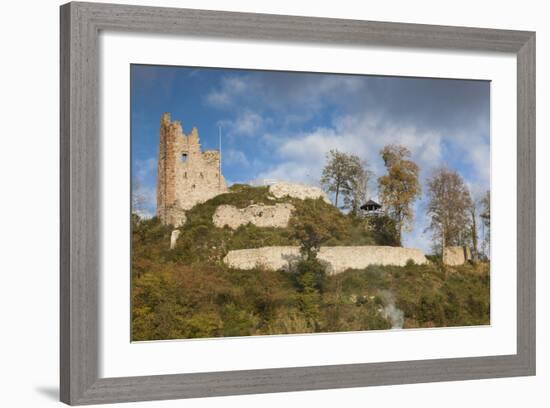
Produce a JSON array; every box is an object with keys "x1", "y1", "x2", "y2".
[{"x1": 157, "y1": 113, "x2": 228, "y2": 226}]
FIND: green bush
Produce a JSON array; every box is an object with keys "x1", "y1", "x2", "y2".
[
  {"x1": 366, "y1": 215, "x2": 400, "y2": 246},
  {"x1": 293, "y1": 258, "x2": 327, "y2": 292}
]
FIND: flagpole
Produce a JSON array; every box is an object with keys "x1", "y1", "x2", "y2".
[{"x1": 218, "y1": 124, "x2": 222, "y2": 189}]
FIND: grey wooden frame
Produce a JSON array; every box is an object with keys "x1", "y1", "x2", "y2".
[{"x1": 60, "y1": 1, "x2": 536, "y2": 405}]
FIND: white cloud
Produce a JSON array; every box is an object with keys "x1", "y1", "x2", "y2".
[
  {"x1": 223, "y1": 149, "x2": 250, "y2": 167},
  {"x1": 132, "y1": 184, "x2": 156, "y2": 219},
  {"x1": 205, "y1": 73, "x2": 367, "y2": 120},
  {"x1": 224, "y1": 76, "x2": 248, "y2": 93},
  {"x1": 256, "y1": 161, "x2": 321, "y2": 186},
  {"x1": 206, "y1": 91, "x2": 231, "y2": 107},
  {"x1": 132, "y1": 157, "x2": 158, "y2": 217},
  {"x1": 205, "y1": 75, "x2": 249, "y2": 108},
  {"x1": 259, "y1": 112, "x2": 446, "y2": 189},
  {"x1": 231, "y1": 111, "x2": 264, "y2": 136},
  {"x1": 282, "y1": 75, "x2": 367, "y2": 112},
  {"x1": 134, "y1": 157, "x2": 157, "y2": 180},
  {"x1": 217, "y1": 110, "x2": 267, "y2": 140},
  {"x1": 466, "y1": 140, "x2": 491, "y2": 185}
]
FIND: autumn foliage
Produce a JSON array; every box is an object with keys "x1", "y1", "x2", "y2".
[{"x1": 131, "y1": 185, "x2": 489, "y2": 341}]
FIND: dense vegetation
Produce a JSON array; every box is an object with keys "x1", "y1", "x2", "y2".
[{"x1": 131, "y1": 186, "x2": 489, "y2": 341}]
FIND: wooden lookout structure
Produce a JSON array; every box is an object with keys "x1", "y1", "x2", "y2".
[{"x1": 360, "y1": 199, "x2": 383, "y2": 216}]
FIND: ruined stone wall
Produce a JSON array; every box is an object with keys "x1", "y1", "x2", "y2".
[
  {"x1": 213, "y1": 203, "x2": 295, "y2": 229},
  {"x1": 443, "y1": 246, "x2": 472, "y2": 266},
  {"x1": 318, "y1": 246, "x2": 428, "y2": 274},
  {"x1": 224, "y1": 246, "x2": 428, "y2": 274},
  {"x1": 224, "y1": 246, "x2": 301, "y2": 271},
  {"x1": 156, "y1": 113, "x2": 179, "y2": 225},
  {"x1": 157, "y1": 113, "x2": 228, "y2": 226},
  {"x1": 269, "y1": 182, "x2": 331, "y2": 204}
]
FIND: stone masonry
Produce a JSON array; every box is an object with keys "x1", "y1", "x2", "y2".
[
  {"x1": 213, "y1": 203, "x2": 295, "y2": 230},
  {"x1": 223, "y1": 246, "x2": 428, "y2": 275},
  {"x1": 157, "y1": 113, "x2": 228, "y2": 226},
  {"x1": 318, "y1": 246, "x2": 428, "y2": 274},
  {"x1": 442, "y1": 246, "x2": 472, "y2": 266},
  {"x1": 268, "y1": 182, "x2": 331, "y2": 204},
  {"x1": 224, "y1": 246, "x2": 301, "y2": 271}
]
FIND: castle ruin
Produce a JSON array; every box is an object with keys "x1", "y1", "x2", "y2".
[
  {"x1": 157, "y1": 113, "x2": 228, "y2": 226},
  {"x1": 155, "y1": 113, "x2": 467, "y2": 268}
]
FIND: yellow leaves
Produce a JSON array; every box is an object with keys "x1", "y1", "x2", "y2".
[{"x1": 377, "y1": 145, "x2": 422, "y2": 240}]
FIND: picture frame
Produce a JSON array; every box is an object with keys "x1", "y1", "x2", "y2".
[{"x1": 60, "y1": 1, "x2": 535, "y2": 405}]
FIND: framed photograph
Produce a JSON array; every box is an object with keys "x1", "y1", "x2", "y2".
[{"x1": 60, "y1": 2, "x2": 535, "y2": 405}]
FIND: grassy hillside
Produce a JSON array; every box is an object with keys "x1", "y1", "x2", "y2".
[
  {"x1": 132, "y1": 256, "x2": 489, "y2": 341},
  {"x1": 131, "y1": 185, "x2": 489, "y2": 341}
]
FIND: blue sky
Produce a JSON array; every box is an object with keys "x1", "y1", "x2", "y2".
[{"x1": 131, "y1": 64, "x2": 490, "y2": 252}]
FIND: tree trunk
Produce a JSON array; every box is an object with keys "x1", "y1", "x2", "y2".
[
  {"x1": 471, "y1": 208, "x2": 478, "y2": 261},
  {"x1": 395, "y1": 213, "x2": 402, "y2": 246},
  {"x1": 396, "y1": 227, "x2": 402, "y2": 247}
]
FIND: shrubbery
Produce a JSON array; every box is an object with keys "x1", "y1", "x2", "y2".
[
  {"x1": 365, "y1": 215, "x2": 400, "y2": 246},
  {"x1": 132, "y1": 247, "x2": 489, "y2": 340},
  {"x1": 131, "y1": 186, "x2": 490, "y2": 340}
]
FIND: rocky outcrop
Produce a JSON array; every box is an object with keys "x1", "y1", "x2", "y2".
[
  {"x1": 223, "y1": 246, "x2": 428, "y2": 274},
  {"x1": 443, "y1": 246, "x2": 472, "y2": 266},
  {"x1": 170, "y1": 230, "x2": 181, "y2": 249},
  {"x1": 268, "y1": 182, "x2": 331, "y2": 204},
  {"x1": 213, "y1": 203, "x2": 295, "y2": 229}
]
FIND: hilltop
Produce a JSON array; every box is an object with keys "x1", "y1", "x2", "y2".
[{"x1": 158, "y1": 184, "x2": 400, "y2": 266}]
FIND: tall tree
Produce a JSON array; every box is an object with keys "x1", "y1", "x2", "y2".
[
  {"x1": 469, "y1": 201, "x2": 478, "y2": 260},
  {"x1": 377, "y1": 145, "x2": 421, "y2": 245},
  {"x1": 480, "y1": 190, "x2": 491, "y2": 257},
  {"x1": 344, "y1": 161, "x2": 371, "y2": 216},
  {"x1": 321, "y1": 149, "x2": 369, "y2": 211},
  {"x1": 426, "y1": 167, "x2": 473, "y2": 253}
]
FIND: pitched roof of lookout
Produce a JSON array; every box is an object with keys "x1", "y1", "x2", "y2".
[{"x1": 360, "y1": 199, "x2": 382, "y2": 210}]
